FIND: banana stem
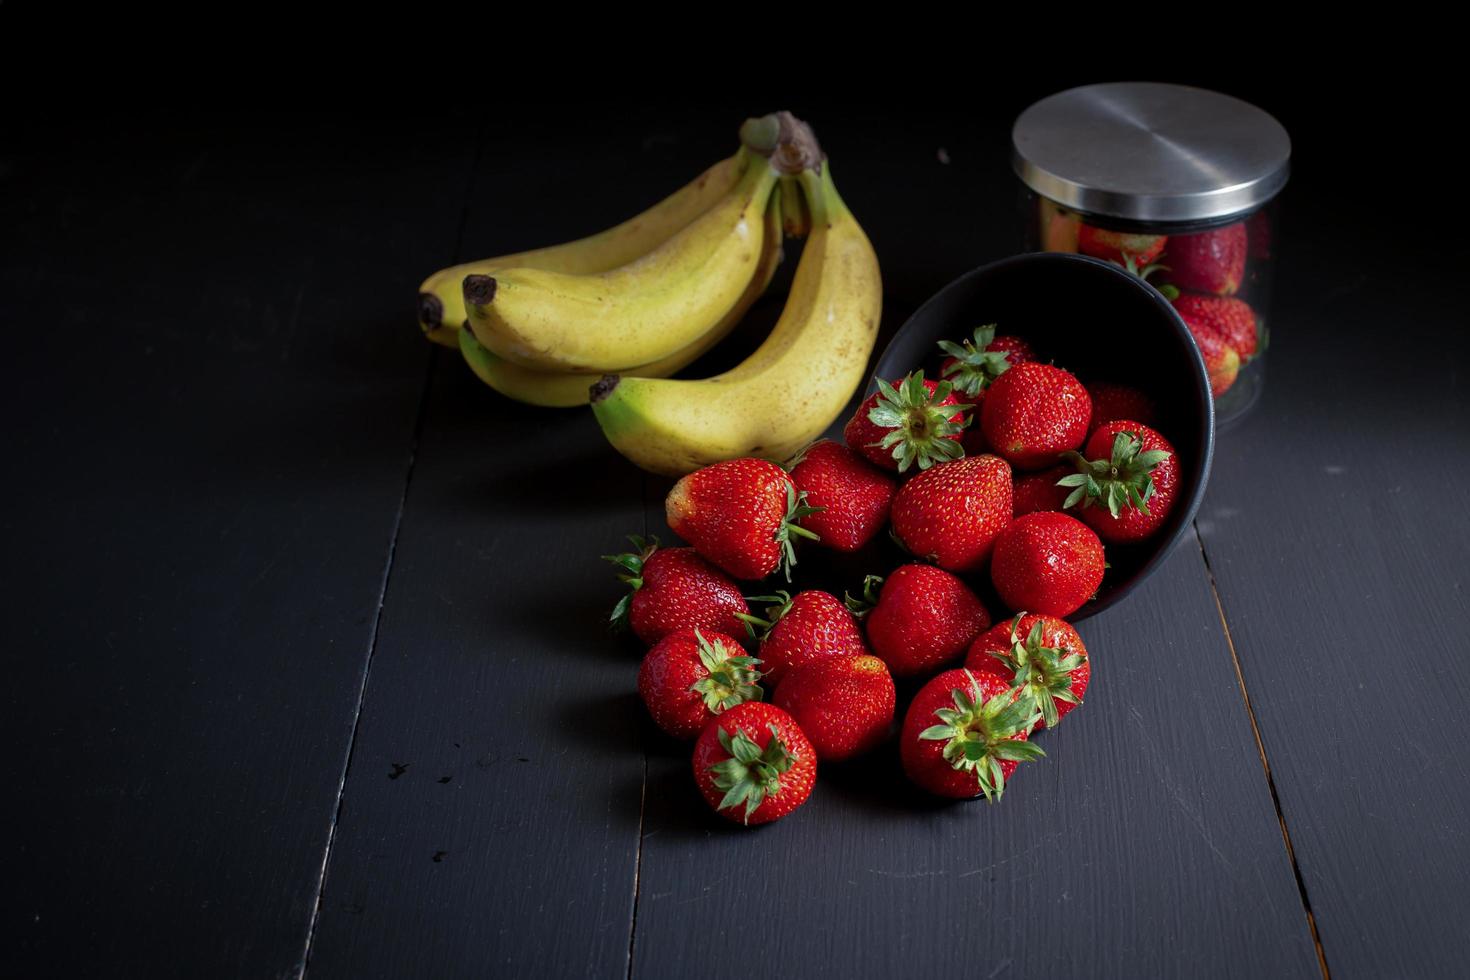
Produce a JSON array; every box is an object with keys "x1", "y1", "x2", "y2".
[{"x1": 740, "y1": 110, "x2": 823, "y2": 176}]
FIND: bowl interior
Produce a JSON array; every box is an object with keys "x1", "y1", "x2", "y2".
[{"x1": 869, "y1": 252, "x2": 1215, "y2": 621}]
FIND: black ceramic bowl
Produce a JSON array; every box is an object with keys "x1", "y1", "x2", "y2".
[{"x1": 869, "y1": 252, "x2": 1214, "y2": 622}]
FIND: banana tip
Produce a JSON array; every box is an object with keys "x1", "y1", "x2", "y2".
[
  {"x1": 418, "y1": 292, "x2": 443, "y2": 328},
  {"x1": 589, "y1": 374, "x2": 620, "y2": 404},
  {"x1": 463, "y1": 274, "x2": 498, "y2": 305}
]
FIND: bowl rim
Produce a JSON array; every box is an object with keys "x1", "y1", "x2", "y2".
[{"x1": 868, "y1": 251, "x2": 1216, "y2": 622}]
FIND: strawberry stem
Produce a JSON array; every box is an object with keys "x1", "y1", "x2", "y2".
[
  {"x1": 989, "y1": 614, "x2": 1086, "y2": 729},
  {"x1": 687, "y1": 628, "x2": 765, "y2": 714},
  {"x1": 866, "y1": 372, "x2": 970, "y2": 472},
  {"x1": 1057, "y1": 431, "x2": 1171, "y2": 518},
  {"x1": 917, "y1": 669, "x2": 1044, "y2": 802},
  {"x1": 707, "y1": 723, "x2": 795, "y2": 824},
  {"x1": 601, "y1": 534, "x2": 659, "y2": 632}
]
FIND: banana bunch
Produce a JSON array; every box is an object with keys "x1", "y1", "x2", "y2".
[{"x1": 414, "y1": 112, "x2": 881, "y2": 474}]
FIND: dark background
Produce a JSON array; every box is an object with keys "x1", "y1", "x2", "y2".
[{"x1": 5, "y1": 56, "x2": 1467, "y2": 979}]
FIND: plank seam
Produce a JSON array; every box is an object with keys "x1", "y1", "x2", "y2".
[
  {"x1": 626, "y1": 472, "x2": 652, "y2": 980},
  {"x1": 296, "y1": 129, "x2": 487, "y2": 979},
  {"x1": 625, "y1": 754, "x2": 648, "y2": 980},
  {"x1": 1193, "y1": 522, "x2": 1331, "y2": 980},
  {"x1": 295, "y1": 347, "x2": 438, "y2": 978}
]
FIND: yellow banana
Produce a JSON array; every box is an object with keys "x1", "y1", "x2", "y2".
[
  {"x1": 590, "y1": 164, "x2": 881, "y2": 475},
  {"x1": 457, "y1": 192, "x2": 785, "y2": 408},
  {"x1": 464, "y1": 156, "x2": 781, "y2": 373},
  {"x1": 417, "y1": 150, "x2": 748, "y2": 348}
]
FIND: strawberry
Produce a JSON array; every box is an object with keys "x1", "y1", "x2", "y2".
[
  {"x1": 990, "y1": 512, "x2": 1105, "y2": 618},
  {"x1": 980, "y1": 362, "x2": 1091, "y2": 471},
  {"x1": 1085, "y1": 381, "x2": 1157, "y2": 433},
  {"x1": 1174, "y1": 293, "x2": 1258, "y2": 360},
  {"x1": 739, "y1": 590, "x2": 868, "y2": 687},
  {"x1": 693, "y1": 702, "x2": 816, "y2": 825},
  {"x1": 773, "y1": 654, "x2": 895, "y2": 762},
  {"x1": 966, "y1": 613, "x2": 1089, "y2": 730},
  {"x1": 850, "y1": 565, "x2": 992, "y2": 677},
  {"x1": 666, "y1": 457, "x2": 820, "y2": 581},
  {"x1": 889, "y1": 454, "x2": 1013, "y2": 572},
  {"x1": 1060, "y1": 421, "x2": 1178, "y2": 543},
  {"x1": 843, "y1": 372, "x2": 968, "y2": 473},
  {"x1": 604, "y1": 536, "x2": 750, "y2": 644},
  {"x1": 1186, "y1": 322, "x2": 1241, "y2": 396},
  {"x1": 787, "y1": 440, "x2": 896, "y2": 552},
  {"x1": 1077, "y1": 225, "x2": 1168, "y2": 267},
  {"x1": 638, "y1": 628, "x2": 763, "y2": 740},
  {"x1": 1012, "y1": 465, "x2": 1071, "y2": 516},
  {"x1": 1163, "y1": 223, "x2": 1247, "y2": 295},
  {"x1": 900, "y1": 668, "x2": 1044, "y2": 801},
  {"x1": 937, "y1": 323, "x2": 1037, "y2": 405}
]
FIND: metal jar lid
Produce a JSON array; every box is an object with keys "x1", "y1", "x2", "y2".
[{"x1": 1012, "y1": 82, "x2": 1291, "y2": 224}]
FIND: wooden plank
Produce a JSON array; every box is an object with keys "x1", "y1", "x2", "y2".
[
  {"x1": 1195, "y1": 203, "x2": 1470, "y2": 978},
  {"x1": 626, "y1": 531, "x2": 1321, "y2": 979},
  {"x1": 0, "y1": 120, "x2": 473, "y2": 977},
  {"x1": 298, "y1": 112, "x2": 734, "y2": 977},
  {"x1": 299, "y1": 362, "x2": 650, "y2": 977}
]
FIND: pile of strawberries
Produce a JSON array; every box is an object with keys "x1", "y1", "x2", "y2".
[
  {"x1": 1077, "y1": 218, "x2": 1265, "y2": 396},
  {"x1": 605, "y1": 324, "x2": 1181, "y2": 825}
]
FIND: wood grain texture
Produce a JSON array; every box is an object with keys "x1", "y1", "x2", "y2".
[
  {"x1": 1195, "y1": 206, "x2": 1470, "y2": 978},
  {"x1": 0, "y1": 122, "x2": 473, "y2": 978},
  {"x1": 627, "y1": 536, "x2": 1321, "y2": 980},
  {"x1": 301, "y1": 364, "x2": 648, "y2": 977}
]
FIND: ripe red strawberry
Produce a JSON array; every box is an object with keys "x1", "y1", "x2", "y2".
[
  {"x1": 990, "y1": 512, "x2": 1105, "y2": 618},
  {"x1": 1163, "y1": 223, "x2": 1247, "y2": 295},
  {"x1": 604, "y1": 536, "x2": 750, "y2": 644},
  {"x1": 1060, "y1": 421, "x2": 1179, "y2": 543},
  {"x1": 1174, "y1": 292, "x2": 1258, "y2": 360},
  {"x1": 900, "y1": 668, "x2": 1044, "y2": 801},
  {"x1": 1077, "y1": 226, "x2": 1167, "y2": 267},
  {"x1": 666, "y1": 458, "x2": 819, "y2": 581},
  {"x1": 1012, "y1": 465, "x2": 1071, "y2": 516},
  {"x1": 889, "y1": 454, "x2": 1013, "y2": 572},
  {"x1": 980, "y1": 362, "x2": 1091, "y2": 470},
  {"x1": 937, "y1": 323, "x2": 1037, "y2": 407},
  {"x1": 693, "y1": 702, "x2": 816, "y2": 825},
  {"x1": 773, "y1": 654, "x2": 895, "y2": 762},
  {"x1": 787, "y1": 440, "x2": 896, "y2": 552},
  {"x1": 638, "y1": 628, "x2": 763, "y2": 740},
  {"x1": 851, "y1": 565, "x2": 991, "y2": 677},
  {"x1": 966, "y1": 613, "x2": 1089, "y2": 730},
  {"x1": 1085, "y1": 381, "x2": 1157, "y2": 433},
  {"x1": 740, "y1": 590, "x2": 867, "y2": 687},
  {"x1": 843, "y1": 372, "x2": 968, "y2": 473},
  {"x1": 1186, "y1": 322, "x2": 1241, "y2": 396}
]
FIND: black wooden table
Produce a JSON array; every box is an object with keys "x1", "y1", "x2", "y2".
[{"x1": 6, "y1": 94, "x2": 1466, "y2": 979}]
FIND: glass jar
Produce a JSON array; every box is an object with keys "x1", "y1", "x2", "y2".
[{"x1": 1013, "y1": 83, "x2": 1291, "y2": 426}]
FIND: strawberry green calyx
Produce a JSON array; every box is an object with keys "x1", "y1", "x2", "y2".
[
  {"x1": 991, "y1": 614, "x2": 1087, "y2": 729},
  {"x1": 1058, "y1": 431, "x2": 1172, "y2": 518},
  {"x1": 708, "y1": 724, "x2": 796, "y2": 823},
  {"x1": 917, "y1": 669, "x2": 1044, "y2": 803},
  {"x1": 775, "y1": 483, "x2": 822, "y2": 582},
  {"x1": 866, "y1": 372, "x2": 970, "y2": 472},
  {"x1": 602, "y1": 534, "x2": 660, "y2": 631},
  {"x1": 842, "y1": 574, "x2": 883, "y2": 619},
  {"x1": 1118, "y1": 254, "x2": 1180, "y2": 300},
  {"x1": 687, "y1": 628, "x2": 764, "y2": 714},
  {"x1": 937, "y1": 324, "x2": 1013, "y2": 397},
  {"x1": 734, "y1": 591, "x2": 794, "y2": 641}
]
